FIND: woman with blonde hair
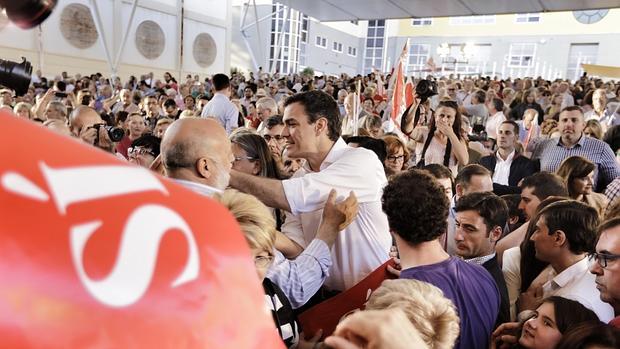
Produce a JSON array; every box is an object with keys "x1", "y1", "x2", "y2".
[
  {"x1": 382, "y1": 134, "x2": 410, "y2": 176},
  {"x1": 13, "y1": 102, "x2": 33, "y2": 119},
  {"x1": 556, "y1": 156, "x2": 608, "y2": 217},
  {"x1": 365, "y1": 279, "x2": 460, "y2": 349},
  {"x1": 584, "y1": 119, "x2": 604, "y2": 139}
]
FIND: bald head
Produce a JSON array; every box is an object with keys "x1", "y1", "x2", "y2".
[
  {"x1": 161, "y1": 118, "x2": 233, "y2": 189},
  {"x1": 70, "y1": 106, "x2": 103, "y2": 137}
]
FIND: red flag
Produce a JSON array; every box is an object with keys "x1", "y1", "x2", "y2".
[
  {"x1": 389, "y1": 40, "x2": 409, "y2": 126},
  {"x1": 405, "y1": 75, "x2": 414, "y2": 108},
  {"x1": 0, "y1": 113, "x2": 284, "y2": 349}
]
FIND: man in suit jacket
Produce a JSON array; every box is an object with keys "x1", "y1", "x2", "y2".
[
  {"x1": 454, "y1": 192, "x2": 511, "y2": 327},
  {"x1": 479, "y1": 120, "x2": 537, "y2": 196}
]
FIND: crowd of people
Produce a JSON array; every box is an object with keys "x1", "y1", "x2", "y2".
[{"x1": 3, "y1": 67, "x2": 620, "y2": 348}]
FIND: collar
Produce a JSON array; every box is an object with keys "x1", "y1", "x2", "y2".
[
  {"x1": 496, "y1": 149, "x2": 516, "y2": 162},
  {"x1": 492, "y1": 111, "x2": 504, "y2": 119},
  {"x1": 464, "y1": 252, "x2": 496, "y2": 266},
  {"x1": 173, "y1": 179, "x2": 222, "y2": 197},
  {"x1": 547, "y1": 257, "x2": 589, "y2": 289},
  {"x1": 301, "y1": 138, "x2": 346, "y2": 173}
]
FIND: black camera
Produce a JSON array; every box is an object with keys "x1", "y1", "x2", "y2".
[
  {"x1": 0, "y1": 0, "x2": 57, "y2": 29},
  {"x1": 468, "y1": 131, "x2": 488, "y2": 142},
  {"x1": 92, "y1": 124, "x2": 125, "y2": 143},
  {"x1": 0, "y1": 57, "x2": 32, "y2": 96},
  {"x1": 415, "y1": 79, "x2": 438, "y2": 102}
]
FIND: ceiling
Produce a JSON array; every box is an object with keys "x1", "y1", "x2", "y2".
[{"x1": 284, "y1": 0, "x2": 620, "y2": 21}]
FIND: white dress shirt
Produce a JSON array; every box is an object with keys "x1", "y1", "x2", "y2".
[
  {"x1": 542, "y1": 257, "x2": 614, "y2": 322},
  {"x1": 201, "y1": 92, "x2": 239, "y2": 134},
  {"x1": 486, "y1": 111, "x2": 506, "y2": 140},
  {"x1": 281, "y1": 138, "x2": 392, "y2": 291},
  {"x1": 492, "y1": 150, "x2": 515, "y2": 186}
]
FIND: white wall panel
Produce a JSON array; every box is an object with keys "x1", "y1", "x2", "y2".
[
  {"x1": 185, "y1": 0, "x2": 228, "y2": 21},
  {"x1": 183, "y1": 19, "x2": 227, "y2": 74}
]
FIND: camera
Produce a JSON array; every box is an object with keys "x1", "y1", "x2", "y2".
[
  {"x1": 0, "y1": 0, "x2": 57, "y2": 29},
  {"x1": 92, "y1": 124, "x2": 125, "y2": 143},
  {"x1": 468, "y1": 131, "x2": 488, "y2": 142},
  {"x1": 415, "y1": 79, "x2": 438, "y2": 102},
  {"x1": 55, "y1": 91, "x2": 68, "y2": 99},
  {"x1": 0, "y1": 57, "x2": 33, "y2": 96}
]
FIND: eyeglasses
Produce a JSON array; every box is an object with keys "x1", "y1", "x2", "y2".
[
  {"x1": 254, "y1": 255, "x2": 273, "y2": 268},
  {"x1": 128, "y1": 147, "x2": 156, "y2": 157},
  {"x1": 234, "y1": 156, "x2": 257, "y2": 162},
  {"x1": 263, "y1": 135, "x2": 284, "y2": 142},
  {"x1": 387, "y1": 155, "x2": 405, "y2": 162},
  {"x1": 588, "y1": 252, "x2": 620, "y2": 268}
]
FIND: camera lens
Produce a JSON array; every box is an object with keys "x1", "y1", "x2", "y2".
[
  {"x1": 0, "y1": 58, "x2": 33, "y2": 96},
  {"x1": 105, "y1": 126, "x2": 125, "y2": 142},
  {"x1": 1, "y1": 0, "x2": 58, "y2": 29}
]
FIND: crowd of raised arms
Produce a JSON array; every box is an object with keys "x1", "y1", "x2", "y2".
[{"x1": 3, "y1": 68, "x2": 620, "y2": 349}]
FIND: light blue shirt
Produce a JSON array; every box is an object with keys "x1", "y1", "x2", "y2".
[{"x1": 201, "y1": 92, "x2": 239, "y2": 134}]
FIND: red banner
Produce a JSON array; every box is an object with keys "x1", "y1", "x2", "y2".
[
  {"x1": 297, "y1": 259, "x2": 396, "y2": 339},
  {"x1": 0, "y1": 113, "x2": 284, "y2": 349}
]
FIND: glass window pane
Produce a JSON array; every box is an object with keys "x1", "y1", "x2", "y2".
[{"x1": 376, "y1": 27, "x2": 384, "y2": 37}]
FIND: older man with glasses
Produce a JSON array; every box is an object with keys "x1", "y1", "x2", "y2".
[{"x1": 590, "y1": 217, "x2": 620, "y2": 328}]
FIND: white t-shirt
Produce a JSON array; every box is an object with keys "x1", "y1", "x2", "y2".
[
  {"x1": 281, "y1": 138, "x2": 391, "y2": 291},
  {"x1": 486, "y1": 111, "x2": 506, "y2": 140}
]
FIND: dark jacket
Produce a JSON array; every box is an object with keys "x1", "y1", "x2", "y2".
[
  {"x1": 483, "y1": 255, "x2": 510, "y2": 327},
  {"x1": 479, "y1": 152, "x2": 538, "y2": 195}
]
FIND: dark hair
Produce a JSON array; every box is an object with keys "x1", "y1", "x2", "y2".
[
  {"x1": 540, "y1": 296, "x2": 600, "y2": 334},
  {"x1": 419, "y1": 100, "x2": 463, "y2": 167},
  {"x1": 501, "y1": 120, "x2": 520, "y2": 136},
  {"x1": 598, "y1": 217, "x2": 620, "y2": 238},
  {"x1": 230, "y1": 132, "x2": 280, "y2": 179},
  {"x1": 556, "y1": 156, "x2": 596, "y2": 198},
  {"x1": 131, "y1": 135, "x2": 161, "y2": 157},
  {"x1": 473, "y1": 90, "x2": 486, "y2": 104},
  {"x1": 212, "y1": 73, "x2": 231, "y2": 91},
  {"x1": 455, "y1": 164, "x2": 491, "y2": 188},
  {"x1": 603, "y1": 125, "x2": 620, "y2": 153},
  {"x1": 555, "y1": 322, "x2": 620, "y2": 349},
  {"x1": 490, "y1": 97, "x2": 504, "y2": 112},
  {"x1": 501, "y1": 194, "x2": 524, "y2": 223},
  {"x1": 423, "y1": 163, "x2": 453, "y2": 181},
  {"x1": 345, "y1": 136, "x2": 387, "y2": 163},
  {"x1": 519, "y1": 196, "x2": 566, "y2": 291},
  {"x1": 538, "y1": 200, "x2": 599, "y2": 255},
  {"x1": 561, "y1": 105, "x2": 584, "y2": 115},
  {"x1": 283, "y1": 90, "x2": 341, "y2": 142},
  {"x1": 455, "y1": 192, "x2": 508, "y2": 235},
  {"x1": 382, "y1": 169, "x2": 449, "y2": 244},
  {"x1": 115, "y1": 111, "x2": 129, "y2": 126},
  {"x1": 520, "y1": 172, "x2": 568, "y2": 201},
  {"x1": 163, "y1": 99, "x2": 177, "y2": 108},
  {"x1": 265, "y1": 115, "x2": 284, "y2": 129}
]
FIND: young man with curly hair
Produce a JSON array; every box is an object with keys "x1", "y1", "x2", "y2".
[{"x1": 382, "y1": 169, "x2": 500, "y2": 349}]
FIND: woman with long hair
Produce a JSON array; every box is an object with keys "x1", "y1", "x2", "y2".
[
  {"x1": 410, "y1": 100, "x2": 469, "y2": 176},
  {"x1": 556, "y1": 156, "x2": 608, "y2": 217}
]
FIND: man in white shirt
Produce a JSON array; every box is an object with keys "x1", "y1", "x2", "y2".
[
  {"x1": 255, "y1": 97, "x2": 278, "y2": 133},
  {"x1": 526, "y1": 200, "x2": 614, "y2": 322},
  {"x1": 200, "y1": 74, "x2": 239, "y2": 134},
  {"x1": 559, "y1": 82, "x2": 575, "y2": 110},
  {"x1": 230, "y1": 90, "x2": 392, "y2": 292},
  {"x1": 585, "y1": 88, "x2": 619, "y2": 131},
  {"x1": 479, "y1": 121, "x2": 537, "y2": 196},
  {"x1": 485, "y1": 98, "x2": 506, "y2": 142}
]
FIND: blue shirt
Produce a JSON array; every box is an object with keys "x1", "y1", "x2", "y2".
[
  {"x1": 400, "y1": 257, "x2": 500, "y2": 349},
  {"x1": 535, "y1": 134, "x2": 619, "y2": 191}
]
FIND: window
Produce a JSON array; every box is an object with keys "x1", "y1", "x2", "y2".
[
  {"x1": 508, "y1": 43, "x2": 536, "y2": 68},
  {"x1": 332, "y1": 41, "x2": 343, "y2": 53},
  {"x1": 348, "y1": 46, "x2": 357, "y2": 57},
  {"x1": 364, "y1": 19, "x2": 386, "y2": 73},
  {"x1": 269, "y1": 4, "x2": 305, "y2": 74},
  {"x1": 566, "y1": 43, "x2": 598, "y2": 81},
  {"x1": 315, "y1": 35, "x2": 327, "y2": 48},
  {"x1": 515, "y1": 13, "x2": 541, "y2": 23},
  {"x1": 406, "y1": 43, "x2": 430, "y2": 75},
  {"x1": 450, "y1": 15, "x2": 496, "y2": 25},
  {"x1": 411, "y1": 18, "x2": 432, "y2": 26}
]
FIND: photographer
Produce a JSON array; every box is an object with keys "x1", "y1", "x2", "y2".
[{"x1": 69, "y1": 105, "x2": 122, "y2": 154}]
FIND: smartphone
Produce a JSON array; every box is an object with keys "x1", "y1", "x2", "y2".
[{"x1": 55, "y1": 92, "x2": 68, "y2": 98}]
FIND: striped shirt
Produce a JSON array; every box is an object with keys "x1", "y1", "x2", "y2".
[{"x1": 535, "y1": 134, "x2": 619, "y2": 191}]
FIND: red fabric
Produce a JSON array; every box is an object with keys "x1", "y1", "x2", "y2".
[
  {"x1": 0, "y1": 113, "x2": 284, "y2": 349},
  {"x1": 610, "y1": 316, "x2": 620, "y2": 328},
  {"x1": 115, "y1": 135, "x2": 133, "y2": 158}
]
